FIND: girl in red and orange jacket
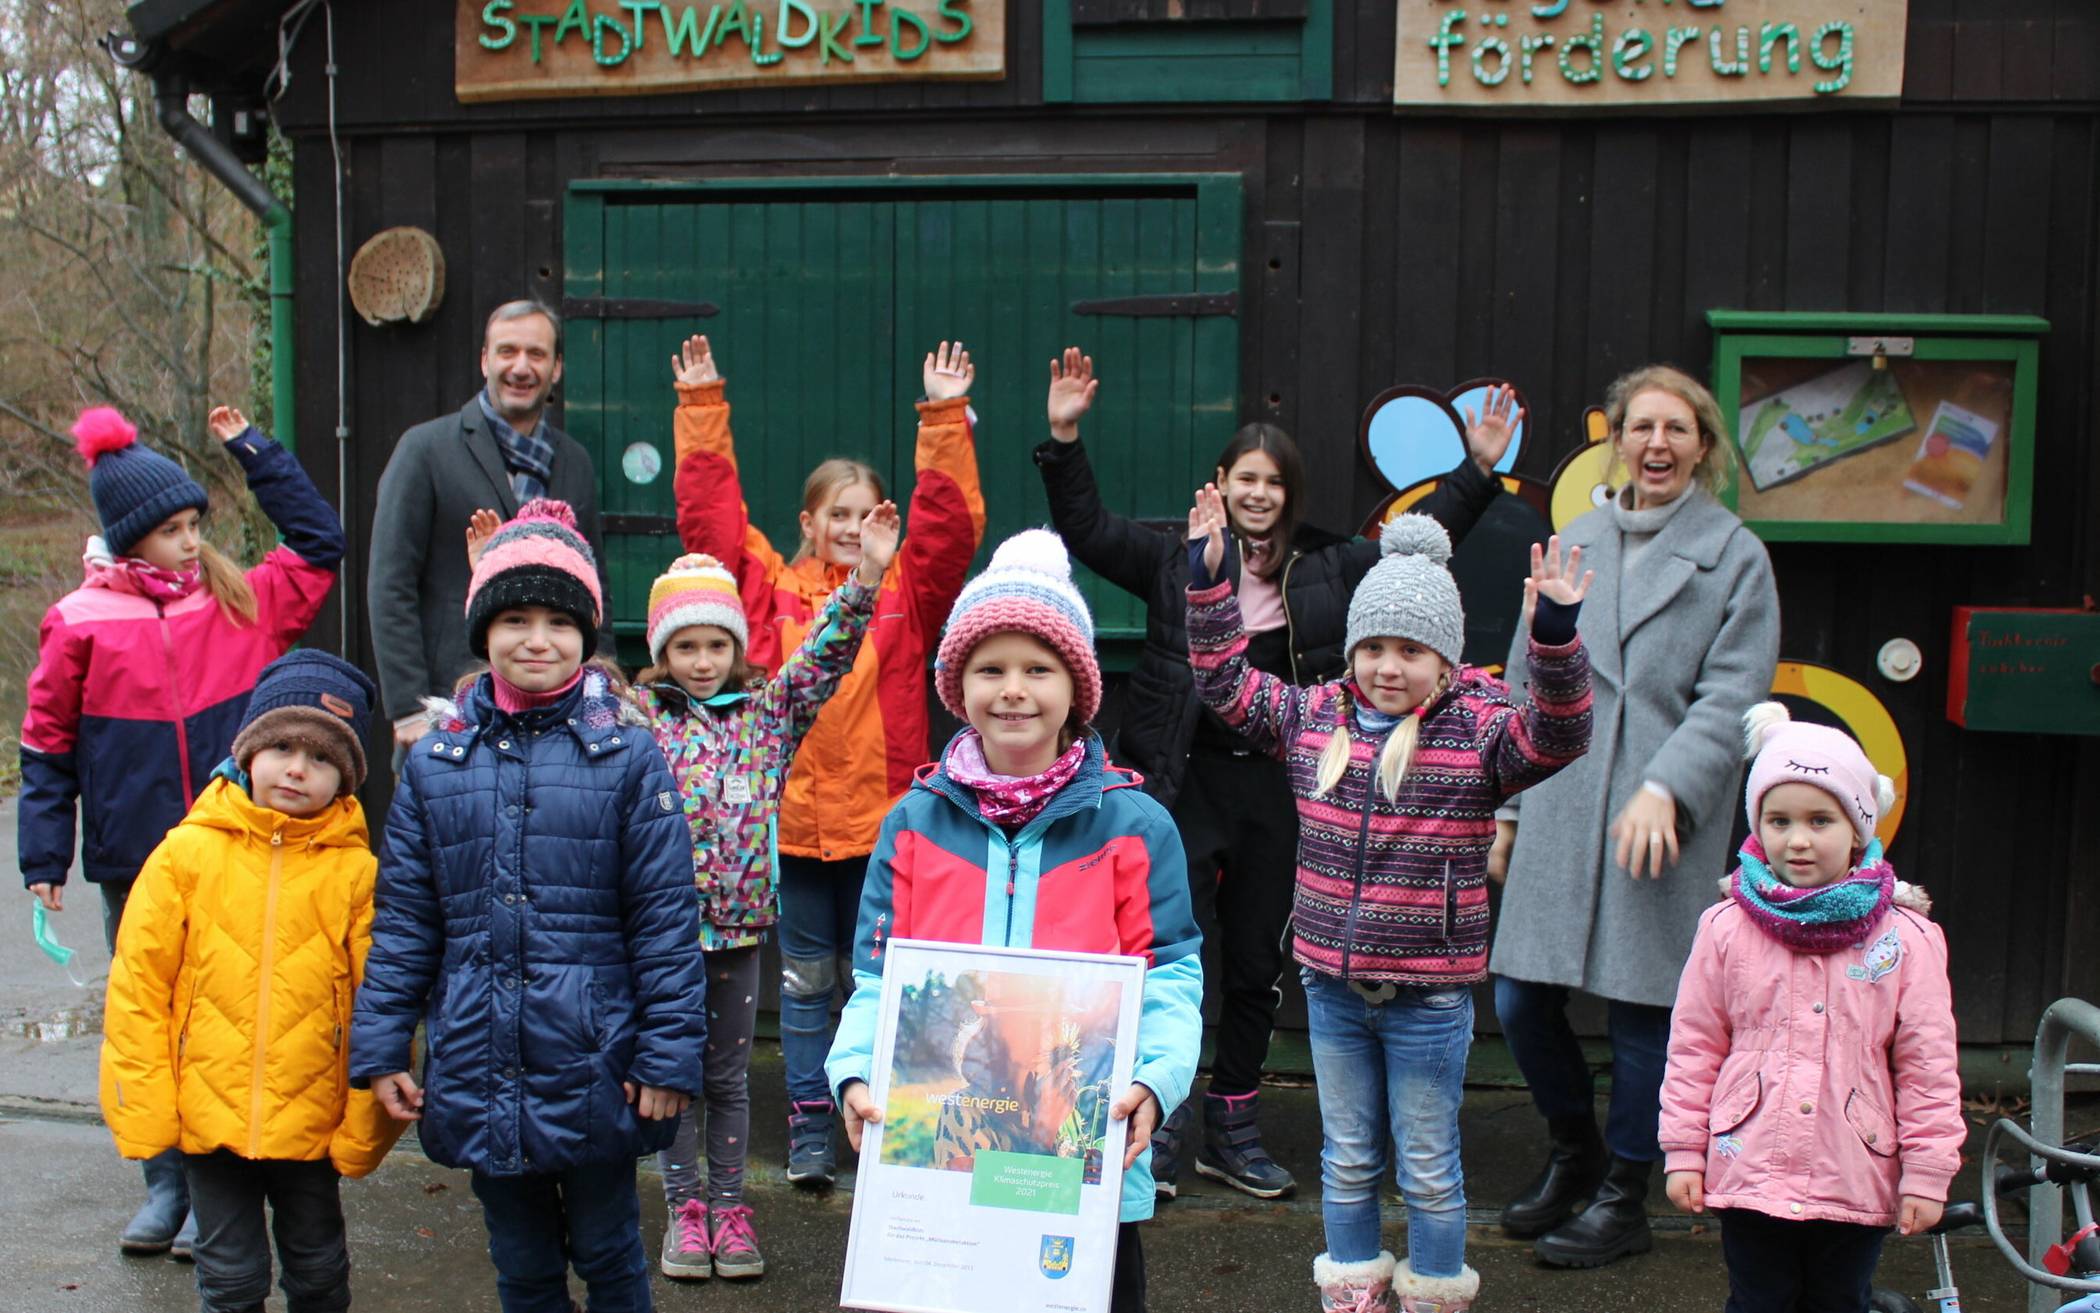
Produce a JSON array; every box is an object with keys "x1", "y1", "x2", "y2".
[
  {"x1": 669, "y1": 333, "x2": 985, "y2": 1184},
  {"x1": 19, "y1": 404, "x2": 344, "y2": 1256},
  {"x1": 1660, "y1": 705, "x2": 1964, "y2": 1313}
]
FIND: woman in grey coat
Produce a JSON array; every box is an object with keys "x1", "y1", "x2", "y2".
[{"x1": 1487, "y1": 365, "x2": 1780, "y2": 1269}]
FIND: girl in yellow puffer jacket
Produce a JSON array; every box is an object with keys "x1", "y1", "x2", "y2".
[{"x1": 100, "y1": 651, "x2": 404, "y2": 1312}]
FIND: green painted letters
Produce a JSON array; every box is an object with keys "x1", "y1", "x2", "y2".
[
  {"x1": 933, "y1": 0, "x2": 971, "y2": 43},
  {"x1": 819, "y1": 7, "x2": 855, "y2": 61},
  {"x1": 855, "y1": 0, "x2": 887, "y2": 46},
  {"x1": 892, "y1": 4, "x2": 931, "y2": 60},
  {"x1": 777, "y1": 0, "x2": 818, "y2": 47},
  {"x1": 480, "y1": 0, "x2": 518, "y2": 50}
]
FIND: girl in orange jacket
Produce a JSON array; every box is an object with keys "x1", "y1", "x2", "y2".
[
  {"x1": 670, "y1": 333, "x2": 986, "y2": 1186},
  {"x1": 101, "y1": 651, "x2": 403, "y2": 1311}
]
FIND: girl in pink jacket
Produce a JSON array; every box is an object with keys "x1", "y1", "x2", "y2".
[{"x1": 1660, "y1": 703, "x2": 1965, "y2": 1313}]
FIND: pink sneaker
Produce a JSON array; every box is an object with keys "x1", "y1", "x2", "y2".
[
  {"x1": 659, "y1": 1198, "x2": 711, "y2": 1279},
  {"x1": 711, "y1": 1202, "x2": 766, "y2": 1279}
]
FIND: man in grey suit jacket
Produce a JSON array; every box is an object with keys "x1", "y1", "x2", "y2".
[{"x1": 367, "y1": 300, "x2": 613, "y2": 755}]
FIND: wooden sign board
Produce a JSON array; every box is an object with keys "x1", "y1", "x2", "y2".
[
  {"x1": 458, "y1": 0, "x2": 1005, "y2": 102},
  {"x1": 1393, "y1": 0, "x2": 1905, "y2": 111}
]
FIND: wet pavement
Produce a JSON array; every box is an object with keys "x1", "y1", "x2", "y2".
[{"x1": 0, "y1": 797, "x2": 2049, "y2": 1312}]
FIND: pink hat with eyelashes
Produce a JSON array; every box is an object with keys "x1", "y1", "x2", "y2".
[
  {"x1": 1742, "y1": 702, "x2": 1896, "y2": 845},
  {"x1": 463, "y1": 499, "x2": 604, "y2": 658}
]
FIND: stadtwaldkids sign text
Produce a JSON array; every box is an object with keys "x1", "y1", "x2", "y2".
[
  {"x1": 1393, "y1": 0, "x2": 1905, "y2": 110},
  {"x1": 457, "y1": 0, "x2": 1004, "y2": 101}
]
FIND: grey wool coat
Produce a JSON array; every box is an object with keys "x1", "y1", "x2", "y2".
[
  {"x1": 1490, "y1": 487, "x2": 1780, "y2": 1007},
  {"x1": 366, "y1": 398, "x2": 612, "y2": 721}
]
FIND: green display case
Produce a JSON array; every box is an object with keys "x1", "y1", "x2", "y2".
[{"x1": 1707, "y1": 310, "x2": 2046, "y2": 545}]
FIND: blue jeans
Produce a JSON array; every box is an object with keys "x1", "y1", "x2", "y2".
[
  {"x1": 1492, "y1": 976, "x2": 1671, "y2": 1162},
  {"x1": 776, "y1": 853, "x2": 866, "y2": 1103},
  {"x1": 1302, "y1": 969, "x2": 1472, "y2": 1277},
  {"x1": 470, "y1": 1160, "x2": 651, "y2": 1313}
]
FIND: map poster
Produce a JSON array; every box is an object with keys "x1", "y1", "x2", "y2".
[
  {"x1": 840, "y1": 940, "x2": 1146, "y2": 1313},
  {"x1": 1737, "y1": 360, "x2": 1914, "y2": 492}
]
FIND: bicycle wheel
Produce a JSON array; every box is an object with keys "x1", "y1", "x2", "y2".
[{"x1": 1866, "y1": 1290, "x2": 1925, "y2": 1313}]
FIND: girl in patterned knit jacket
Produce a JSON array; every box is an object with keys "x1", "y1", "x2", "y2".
[
  {"x1": 632, "y1": 502, "x2": 900, "y2": 1283},
  {"x1": 1185, "y1": 493, "x2": 1593, "y2": 1313}
]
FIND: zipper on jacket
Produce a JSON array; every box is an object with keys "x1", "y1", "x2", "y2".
[
  {"x1": 246, "y1": 829, "x2": 285, "y2": 1157},
  {"x1": 1003, "y1": 843, "x2": 1020, "y2": 946},
  {"x1": 1440, "y1": 860, "x2": 1455, "y2": 942},
  {"x1": 1280, "y1": 549, "x2": 1304, "y2": 686},
  {"x1": 154, "y1": 602, "x2": 196, "y2": 806}
]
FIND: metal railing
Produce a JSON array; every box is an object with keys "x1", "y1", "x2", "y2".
[{"x1": 1977, "y1": 997, "x2": 2100, "y2": 1311}]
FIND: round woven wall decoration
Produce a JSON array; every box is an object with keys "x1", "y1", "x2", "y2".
[{"x1": 347, "y1": 226, "x2": 446, "y2": 326}]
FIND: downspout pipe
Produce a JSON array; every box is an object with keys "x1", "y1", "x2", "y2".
[{"x1": 152, "y1": 74, "x2": 295, "y2": 451}]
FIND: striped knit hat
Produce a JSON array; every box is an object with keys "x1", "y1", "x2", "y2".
[
  {"x1": 647, "y1": 554, "x2": 748, "y2": 663},
  {"x1": 934, "y1": 528, "x2": 1101, "y2": 725},
  {"x1": 463, "y1": 499, "x2": 603, "y2": 658}
]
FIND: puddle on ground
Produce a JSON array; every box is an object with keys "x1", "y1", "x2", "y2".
[{"x1": 16, "y1": 1005, "x2": 102, "y2": 1042}]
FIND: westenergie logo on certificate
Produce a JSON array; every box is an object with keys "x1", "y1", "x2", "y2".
[{"x1": 840, "y1": 939, "x2": 1145, "y2": 1313}]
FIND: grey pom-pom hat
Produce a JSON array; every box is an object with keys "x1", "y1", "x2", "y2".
[{"x1": 1343, "y1": 514, "x2": 1464, "y2": 667}]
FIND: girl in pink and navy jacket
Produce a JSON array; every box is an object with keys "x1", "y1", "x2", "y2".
[
  {"x1": 630, "y1": 501, "x2": 898, "y2": 1284},
  {"x1": 19, "y1": 404, "x2": 342, "y2": 1256},
  {"x1": 1660, "y1": 704, "x2": 1964, "y2": 1313},
  {"x1": 1186, "y1": 499, "x2": 1592, "y2": 1313}
]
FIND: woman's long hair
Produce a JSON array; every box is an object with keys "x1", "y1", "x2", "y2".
[
  {"x1": 1602, "y1": 364, "x2": 1737, "y2": 496},
  {"x1": 1210, "y1": 423, "x2": 1306, "y2": 578}
]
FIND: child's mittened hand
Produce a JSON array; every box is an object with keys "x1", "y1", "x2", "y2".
[
  {"x1": 624, "y1": 1082, "x2": 692, "y2": 1121},
  {"x1": 1664, "y1": 1169, "x2": 1705, "y2": 1214},
  {"x1": 372, "y1": 1072, "x2": 424, "y2": 1122},
  {"x1": 841, "y1": 1081, "x2": 883, "y2": 1152},
  {"x1": 1109, "y1": 1084, "x2": 1160, "y2": 1170},
  {"x1": 207, "y1": 405, "x2": 249, "y2": 443},
  {"x1": 924, "y1": 339, "x2": 974, "y2": 402},
  {"x1": 1898, "y1": 1196, "x2": 1944, "y2": 1236},
  {"x1": 856, "y1": 500, "x2": 902, "y2": 586},
  {"x1": 670, "y1": 334, "x2": 719, "y2": 388},
  {"x1": 1046, "y1": 346, "x2": 1098, "y2": 442},
  {"x1": 464, "y1": 507, "x2": 502, "y2": 569}
]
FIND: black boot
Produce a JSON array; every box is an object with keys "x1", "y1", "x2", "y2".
[
  {"x1": 1499, "y1": 1114, "x2": 1606, "y2": 1239},
  {"x1": 1150, "y1": 1098, "x2": 1195, "y2": 1200},
  {"x1": 1192, "y1": 1090, "x2": 1296, "y2": 1199},
  {"x1": 1533, "y1": 1154, "x2": 1654, "y2": 1268}
]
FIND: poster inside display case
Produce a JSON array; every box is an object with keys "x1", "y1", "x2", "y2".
[{"x1": 1708, "y1": 312, "x2": 2044, "y2": 544}]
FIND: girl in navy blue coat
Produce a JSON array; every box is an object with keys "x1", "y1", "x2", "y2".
[{"x1": 352, "y1": 501, "x2": 706, "y2": 1313}]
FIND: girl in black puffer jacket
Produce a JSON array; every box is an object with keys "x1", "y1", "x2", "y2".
[{"x1": 1032, "y1": 348, "x2": 1510, "y2": 1200}]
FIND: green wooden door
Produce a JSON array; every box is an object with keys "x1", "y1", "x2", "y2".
[{"x1": 563, "y1": 175, "x2": 1242, "y2": 666}]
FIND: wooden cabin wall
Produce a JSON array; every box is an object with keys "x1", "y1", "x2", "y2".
[{"x1": 276, "y1": 0, "x2": 2100, "y2": 1044}]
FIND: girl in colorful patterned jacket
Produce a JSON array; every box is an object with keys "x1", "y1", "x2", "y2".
[
  {"x1": 1185, "y1": 494, "x2": 1594, "y2": 1313},
  {"x1": 22, "y1": 404, "x2": 344, "y2": 1259},
  {"x1": 631, "y1": 497, "x2": 900, "y2": 1284},
  {"x1": 669, "y1": 333, "x2": 986, "y2": 1185},
  {"x1": 826, "y1": 528, "x2": 1204, "y2": 1313},
  {"x1": 1659, "y1": 705, "x2": 1964, "y2": 1313}
]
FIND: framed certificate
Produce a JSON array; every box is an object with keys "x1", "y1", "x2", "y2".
[{"x1": 840, "y1": 939, "x2": 1147, "y2": 1313}]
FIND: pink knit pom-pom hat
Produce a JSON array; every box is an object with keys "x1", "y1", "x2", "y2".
[
  {"x1": 464, "y1": 498, "x2": 604, "y2": 657},
  {"x1": 934, "y1": 528, "x2": 1102, "y2": 725}
]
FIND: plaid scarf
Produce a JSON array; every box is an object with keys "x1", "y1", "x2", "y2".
[{"x1": 476, "y1": 389, "x2": 554, "y2": 503}]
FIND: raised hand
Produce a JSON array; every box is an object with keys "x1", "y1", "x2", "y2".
[
  {"x1": 1462, "y1": 383, "x2": 1523, "y2": 474},
  {"x1": 1525, "y1": 534, "x2": 1592, "y2": 607},
  {"x1": 464, "y1": 507, "x2": 503, "y2": 569},
  {"x1": 1046, "y1": 346, "x2": 1099, "y2": 443},
  {"x1": 924, "y1": 340, "x2": 974, "y2": 401},
  {"x1": 856, "y1": 499, "x2": 902, "y2": 586},
  {"x1": 671, "y1": 334, "x2": 719, "y2": 388},
  {"x1": 207, "y1": 405, "x2": 250, "y2": 443},
  {"x1": 1187, "y1": 482, "x2": 1229, "y2": 582}
]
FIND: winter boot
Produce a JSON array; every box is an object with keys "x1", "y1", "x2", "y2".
[
  {"x1": 120, "y1": 1150, "x2": 190, "y2": 1255},
  {"x1": 659, "y1": 1198, "x2": 712, "y2": 1279},
  {"x1": 168, "y1": 1208, "x2": 197, "y2": 1262},
  {"x1": 1499, "y1": 1113, "x2": 1606, "y2": 1238},
  {"x1": 786, "y1": 1099, "x2": 838, "y2": 1189},
  {"x1": 1193, "y1": 1089, "x2": 1297, "y2": 1199},
  {"x1": 1392, "y1": 1258, "x2": 1480, "y2": 1313},
  {"x1": 1150, "y1": 1098, "x2": 1195, "y2": 1200},
  {"x1": 1314, "y1": 1250, "x2": 1396, "y2": 1313},
  {"x1": 710, "y1": 1201, "x2": 765, "y2": 1279},
  {"x1": 1532, "y1": 1154, "x2": 1654, "y2": 1268}
]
